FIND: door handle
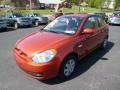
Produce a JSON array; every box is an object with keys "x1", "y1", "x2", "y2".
[{"x1": 78, "y1": 44, "x2": 83, "y2": 48}]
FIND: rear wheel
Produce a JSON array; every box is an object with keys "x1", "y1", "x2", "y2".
[
  {"x1": 100, "y1": 38, "x2": 108, "y2": 49},
  {"x1": 59, "y1": 55, "x2": 77, "y2": 79}
]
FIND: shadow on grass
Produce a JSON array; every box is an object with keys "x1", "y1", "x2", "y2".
[{"x1": 41, "y1": 41, "x2": 114, "y2": 85}]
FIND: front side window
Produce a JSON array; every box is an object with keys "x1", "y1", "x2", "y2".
[
  {"x1": 13, "y1": 13, "x2": 23, "y2": 17},
  {"x1": 44, "y1": 16, "x2": 83, "y2": 35},
  {"x1": 97, "y1": 16, "x2": 106, "y2": 26},
  {"x1": 83, "y1": 16, "x2": 99, "y2": 30}
]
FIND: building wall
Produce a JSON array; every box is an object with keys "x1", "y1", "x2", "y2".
[{"x1": 11, "y1": 0, "x2": 39, "y2": 9}]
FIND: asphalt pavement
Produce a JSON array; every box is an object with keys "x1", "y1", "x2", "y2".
[{"x1": 0, "y1": 26, "x2": 120, "y2": 90}]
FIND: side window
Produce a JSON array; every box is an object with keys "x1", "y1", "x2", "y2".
[
  {"x1": 7, "y1": 14, "x2": 12, "y2": 18},
  {"x1": 101, "y1": 19, "x2": 106, "y2": 26},
  {"x1": 83, "y1": 16, "x2": 99, "y2": 30},
  {"x1": 97, "y1": 17, "x2": 102, "y2": 27},
  {"x1": 97, "y1": 16, "x2": 106, "y2": 27}
]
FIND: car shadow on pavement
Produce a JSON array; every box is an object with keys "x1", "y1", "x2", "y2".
[
  {"x1": 41, "y1": 41, "x2": 114, "y2": 85},
  {"x1": 109, "y1": 24, "x2": 120, "y2": 26},
  {"x1": 0, "y1": 27, "x2": 16, "y2": 33}
]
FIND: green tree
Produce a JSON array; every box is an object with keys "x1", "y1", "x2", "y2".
[
  {"x1": 115, "y1": 0, "x2": 120, "y2": 9},
  {"x1": 88, "y1": 0, "x2": 95, "y2": 7},
  {"x1": 94, "y1": 0, "x2": 105, "y2": 9},
  {"x1": 69, "y1": 0, "x2": 79, "y2": 5},
  {"x1": 0, "y1": 0, "x2": 14, "y2": 12},
  {"x1": 0, "y1": 0, "x2": 13, "y2": 5}
]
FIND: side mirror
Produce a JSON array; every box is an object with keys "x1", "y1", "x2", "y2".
[{"x1": 82, "y1": 28, "x2": 94, "y2": 34}]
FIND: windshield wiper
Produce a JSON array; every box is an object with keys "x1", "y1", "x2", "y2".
[
  {"x1": 42, "y1": 29, "x2": 62, "y2": 34},
  {"x1": 41, "y1": 29, "x2": 73, "y2": 35},
  {"x1": 48, "y1": 30, "x2": 62, "y2": 34}
]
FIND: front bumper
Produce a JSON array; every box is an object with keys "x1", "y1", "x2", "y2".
[
  {"x1": 109, "y1": 22, "x2": 120, "y2": 25},
  {"x1": 13, "y1": 51, "x2": 60, "y2": 80},
  {"x1": 0, "y1": 24, "x2": 7, "y2": 30}
]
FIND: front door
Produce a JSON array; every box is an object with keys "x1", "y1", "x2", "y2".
[{"x1": 82, "y1": 16, "x2": 100, "y2": 53}]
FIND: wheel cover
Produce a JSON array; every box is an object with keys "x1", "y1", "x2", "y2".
[
  {"x1": 64, "y1": 59, "x2": 76, "y2": 76},
  {"x1": 35, "y1": 21, "x2": 39, "y2": 26},
  {"x1": 103, "y1": 38, "x2": 108, "y2": 48},
  {"x1": 15, "y1": 23, "x2": 18, "y2": 29}
]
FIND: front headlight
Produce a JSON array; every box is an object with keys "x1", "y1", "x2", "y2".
[{"x1": 32, "y1": 49, "x2": 57, "y2": 63}]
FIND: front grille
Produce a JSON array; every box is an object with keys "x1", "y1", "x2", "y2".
[
  {"x1": 15, "y1": 48, "x2": 28, "y2": 61},
  {"x1": 21, "y1": 20, "x2": 29, "y2": 23},
  {"x1": 43, "y1": 17, "x2": 48, "y2": 21}
]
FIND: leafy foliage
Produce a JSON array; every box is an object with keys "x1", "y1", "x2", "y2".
[
  {"x1": 0, "y1": 0, "x2": 13, "y2": 5},
  {"x1": 115, "y1": 0, "x2": 120, "y2": 9}
]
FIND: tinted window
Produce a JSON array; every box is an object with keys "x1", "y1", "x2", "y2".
[
  {"x1": 13, "y1": 13, "x2": 23, "y2": 17},
  {"x1": 0, "y1": 19, "x2": 4, "y2": 22},
  {"x1": 21, "y1": 18, "x2": 30, "y2": 20},
  {"x1": 34, "y1": 13, "x2": 40, "y2": 16}
]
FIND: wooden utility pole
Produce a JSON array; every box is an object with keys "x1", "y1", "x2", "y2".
[
  {"x1": 29, "y1": 0, "x2": 32, "y2": 10},
  {"x1": 79, "y1": 0, "x2": 82, "y2": 12}
]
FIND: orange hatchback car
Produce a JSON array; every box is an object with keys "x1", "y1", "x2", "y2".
[{"x1": 13, "y1": 14, "x2": 109, "y2": 80}]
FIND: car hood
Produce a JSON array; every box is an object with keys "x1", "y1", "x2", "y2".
[
  {"x1": 36, "y1": 16, "x2": 48, "y2": 20},
  {"x1": 111, "y1": 16, "x2": 120, "y2": 18},
  {"x1": 16, "y1": 31, "x2": 70, "y2": 57}
]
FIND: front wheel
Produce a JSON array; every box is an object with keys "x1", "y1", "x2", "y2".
[
  {"x1": 59, "y1": 55, "x2": 77, "y2": 79},
  {"x1": 14, "y1": 22, "x2": 18, "y2": 29},
  {"x1": 35, "y1": 20, "x2": 39, "y2": 26}
]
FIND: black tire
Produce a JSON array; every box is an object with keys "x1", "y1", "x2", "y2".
[
  {"x1": 27, "y1": 24, "x2": 32, "y2": 28},
  {"x1": 100, "y1": 38, "x2": 108, "y2": 49},
  {"x1": 0, "y1": 28, "x2": 7, "y2": 32},
  {"x1": 4, "y1": 27, "x2": 7, "y2": 31},
  {"x1": 59, "y1": 55, "x2": 77, "y2": 79},
  {"x1": 14, "y1": 22, "x2": 18, "y2": 29}
]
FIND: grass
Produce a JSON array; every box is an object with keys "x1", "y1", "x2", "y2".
[{"x1": 0, "y1": 5, "x2": 120, "y2": 15}]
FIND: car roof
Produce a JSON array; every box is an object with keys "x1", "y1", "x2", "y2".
[
  {"x1": 95, "y1": 12, "x2": 105, "y2": 14},
  {"x1": 62, "y1": 13, "x2": 92, "y2": 18}
]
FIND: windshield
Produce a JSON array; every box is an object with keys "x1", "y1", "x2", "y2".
[
  {"x1": 13, "y1": 13, "x2": 23, "y2": 17},
  {"x1": 28, "y1": 13, "x2": 41, "y2": 17},
  {"x1": 113, "y1": 13, "x2": 120, "y2": 16},
  {"x1": 21, "y1": 18, "x2": 30, "y2": 20},
  {"x1": 44, "y1": 17, "x2": 83, "y2": 35},
  {"x1": 34, "y1": 13, "x2": 40, "y2": 16}
]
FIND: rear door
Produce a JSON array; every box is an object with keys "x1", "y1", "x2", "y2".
[{"x1": 96, "y1": 16, "x2": 108, "y2": 43}]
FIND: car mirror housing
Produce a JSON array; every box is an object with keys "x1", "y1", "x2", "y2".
[{"x1": 82, "y1": 28, "x2": 94, "y2": 34}]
